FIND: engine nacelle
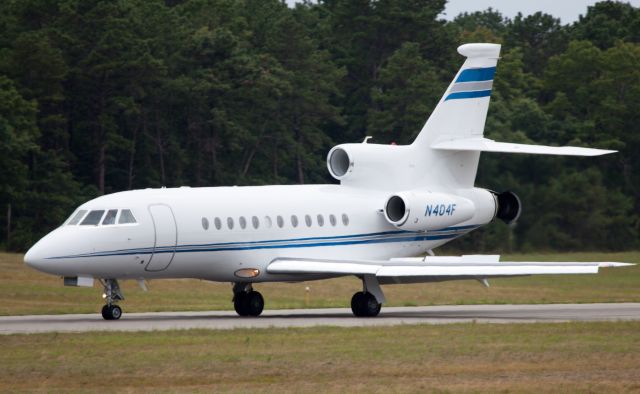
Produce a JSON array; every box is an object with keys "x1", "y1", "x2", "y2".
[
  {"x1": 327, "y1": 143, "x2": 414, "y2": 188},
  {"x1": 383, "y1": 191, "x2": 476, "y2": 232}
]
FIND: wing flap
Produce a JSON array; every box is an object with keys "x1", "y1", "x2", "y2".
[{"x1": 432, "y1": 137, "x2": 616, "y2": 156}]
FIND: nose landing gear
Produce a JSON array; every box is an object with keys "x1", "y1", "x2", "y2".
[
  {"x1": 100, "y1": 279, "x2": 124, "y2": 320},
  {"x1": 232, "y1": 283, "x2": 264, "y2": 317}
]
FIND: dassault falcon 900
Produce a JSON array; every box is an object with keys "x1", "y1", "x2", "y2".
[{"x1": 24, "y1": 43, "x2": 631, "y2": 320}]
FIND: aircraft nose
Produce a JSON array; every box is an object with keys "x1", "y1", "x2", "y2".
[{"x1": 24, "y1": 243, "x2": 46, "y2": 271}]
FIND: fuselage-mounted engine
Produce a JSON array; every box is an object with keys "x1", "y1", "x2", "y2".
[{"x1": 383, "y1": 191, "x2": 476, "y2": 232}]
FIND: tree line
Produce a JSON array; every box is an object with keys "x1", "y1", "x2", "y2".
[{"x1": 1, "y1": 0, "x2": 638, "y2": 252}]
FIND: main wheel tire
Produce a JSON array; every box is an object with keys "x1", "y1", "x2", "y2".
[
  {"x1": 351, "y1": 292, "x2": 381, "y2": 317},
  {"x1": 351, "y1": 291, "x2": 367, "y2": 317},
  {"x1": 101, "y1": 304, "x2": 112, "y2": 320},
  {"x1": 246, "y1": 291, "x2": 264, "y2": 317},
  {"x1": 234, "y1": 292, "x2": 249, "y2": 316},
  {"x1": 362, "y1": 293, "x2": 381, "y2": 317}
]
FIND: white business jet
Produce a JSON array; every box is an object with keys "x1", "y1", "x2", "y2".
[{"x1": 24, "y1": 43, "x2": 630, "y2": 320}]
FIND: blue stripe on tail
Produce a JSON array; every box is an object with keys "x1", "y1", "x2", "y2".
[
  {"x1": 456, "y1": 67, "x2": 496, "y2": 83},
  {"x1": 445, "y1": 90, "x2": 492, "y2": 101}
]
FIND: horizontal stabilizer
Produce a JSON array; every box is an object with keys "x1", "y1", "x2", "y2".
[
  {"x1": 267, "y1": 256, "x2": 632, "y2": 281},
  {"x1": 432, "y1": 137, "x2": 616, "y2": 156}
]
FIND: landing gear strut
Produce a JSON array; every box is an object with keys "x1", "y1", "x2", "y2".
[
  {"x1": 100, "y1": 279, "x2": 124, "y2": 320},
  {"x1": 233, "y1": 283, "x2": 264, "y2": 317},
  {"x1": 350, "y1": 275, "x2": 384, "y2": 317}
]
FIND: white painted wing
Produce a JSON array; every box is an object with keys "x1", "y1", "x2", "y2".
[
  {"x1": 267, "y1": 255, "x2": 632, "y2": 278},
  {"x1": 432, "y1": 137, "x2": 616, "y2": 156}
]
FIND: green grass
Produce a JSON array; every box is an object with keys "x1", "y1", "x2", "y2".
[
  {"x1": 1, "y1": 322, "x2": 640, "y2": 392},
  {"x1": 1, "y1": 251, "x2": 639, "y2": 315}
]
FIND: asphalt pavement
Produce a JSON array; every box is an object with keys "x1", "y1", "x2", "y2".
[{"x1": 1, "y1": 303, "x2": 639, "y2": 334}]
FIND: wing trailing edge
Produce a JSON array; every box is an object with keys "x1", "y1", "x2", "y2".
[{"x1": 267, "y1": 255, "x2": 632, "y2": 279}]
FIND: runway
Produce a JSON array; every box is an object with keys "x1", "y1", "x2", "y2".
[{"x1": 1, "y1": 303, "x2": 639, "y2": 334}]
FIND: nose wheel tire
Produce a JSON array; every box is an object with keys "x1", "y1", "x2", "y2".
[
  {"x1": 101, "y1": 304, "x2": 122, "y2": 320},
  {"x1": 234, "y1": 291, "x2": 264, "y2": 317},
  {"x1": 351, "y1": 291, "x2": 381, "y2": 317}
]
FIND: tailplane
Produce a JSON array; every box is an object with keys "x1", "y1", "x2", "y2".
[{"x1": 412, "y1": 43, "x2": 615, "y2": 188}]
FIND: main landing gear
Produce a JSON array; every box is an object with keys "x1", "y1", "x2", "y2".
[
  {"x1": 100, "y1": 279, "x2": 124, "y2": 320},
  {"x1": 351, "y1": 291, "x2": 381, "y2": 317},
  {"x1": 233, "y1": 283, "x2": 264, "y2": 317},
  {"x1": 350, "y1": 275, "x2": 385, "y2": 317}
]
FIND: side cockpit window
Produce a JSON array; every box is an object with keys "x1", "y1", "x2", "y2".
[
  {"x1": 80, "y1": 210, "x2": 105, "y2": 225},
  {"x1": 67, "y1": 210, "x2": 87, "y2": 225},
  {"x1": 118, "y1": 209, "x2": 137, "y2": 224},
  {"x1": 102, "y1": 209, "x2": 118, "y2": 225}
]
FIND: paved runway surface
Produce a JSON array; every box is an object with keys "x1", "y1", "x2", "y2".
[{"x1": 2, "y1": 303, "x2": 639, "y2": 334}]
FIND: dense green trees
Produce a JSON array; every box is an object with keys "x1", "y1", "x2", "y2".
[{"x1": 0, "y1": 0, "x2": 638, "y2": 252}]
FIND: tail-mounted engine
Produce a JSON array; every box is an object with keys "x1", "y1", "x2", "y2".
[
  {"x1": 327, "y1": 143, "x2": 414, "y2": 189},
  {"x1": 383, "y1": 191, "x2": 476, "y2": 232},
  {"x1": 493, "y1": 191, "x2": 521, "y2": 224}
]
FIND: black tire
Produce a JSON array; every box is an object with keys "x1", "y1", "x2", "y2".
[
  {"x1": 351, "y1": 292, "x2": 381, "y2": 317},
  {"x1": 101, "y1": 304, "x2": 122, "y2": 320},
  {"x1": 110, "y1": 305, "x2": 122, "y2": 320},
  {"x1": 362, "y1": 293, "x2": 381, "y2": 317},
  {"x1": 351, "y1": 291, "x2": 366, "y2": 317},
  {"x1": 246, "y1": 291, "x2": 264, "y2": 317},
  {"x1": 101, "y1": 304, "x2": 112, "y2": 320},
  {"x1": 234, "y1": 292, "x2": 249, "y2": 316}
]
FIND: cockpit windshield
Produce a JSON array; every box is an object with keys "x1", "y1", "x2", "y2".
[
  {"x1": 66, "y1": 209, "x2": 137, "y2": 226},
  {"x1": 80, "y1": 210, "x2": 105, "y2": 225},
  {"x1": 67, "y1": 210, "x2": 87, "y2": 225},
  {"x1": 102, "y1": 209, "x2": 118, "y2": 225}
]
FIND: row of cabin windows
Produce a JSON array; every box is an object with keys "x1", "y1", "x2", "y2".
[
  {"x1": 201, "y1": 214, "x2": 349, "y2": 231},
  {"x1": 67, "y1": 209, "x2": 137, "y2": 226}
]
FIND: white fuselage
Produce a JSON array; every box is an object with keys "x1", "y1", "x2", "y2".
[{"x1": 24, "y1": 184, "x2": 495, "y2": 282}]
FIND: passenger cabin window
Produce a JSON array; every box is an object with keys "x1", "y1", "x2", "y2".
[
  {"x1": 239, "y1": 216, "x2": 247, "y2": 229},
  {"x1": 342, "y1": 213, "x2": 349, "y2": 226},
  {"x1": 329, "y1": 214, "x2": 337, "y2": 226},
  {"x1": 252, "y1": 216, "x2": 260, "y2": 229},
  {"x1": 118, "y1": 209, "x2": 137, "y2": 224},
  {"x1": 277, "y1": 216, "x2": 284, "y2": 228},
  {"x1": 214, "y1": 217, "x2": 222, "y2": 230},
  {"x1": 202, "y1": 217, "x2": 209, "y2": 230},
  {"x1": 68, "y1": 210, "x2": 87, "y2": 225},
  {"x1": 317, "y1": 214, "x2": 324, "y2": 227},
  {"x1": 264, "y1": 216, "x2": 272, "y2": 228},
  {"x1": 81, "y1": 210, "x2": 105, "y2": 226},
  {"x1": 102, "y1": 209, "x2": 118, "y2": 225},
  {"x1": 305, "y1": 214, "x2": 312, "y2": 227},
  {"x1": 291, "y1": 215, "x2": 299, "y2": 227},
  {"x1": 227, "y1": 217, "x2": 234, "y2": 230}
]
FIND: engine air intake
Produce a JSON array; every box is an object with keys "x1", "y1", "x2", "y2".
[{"x1": 328, "y1": 148, "x2": 351, "y2": 179}]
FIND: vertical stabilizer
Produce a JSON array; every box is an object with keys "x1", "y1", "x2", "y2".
[{"x1": 412, "y1": 43, "x2": 501, "y2": 187}]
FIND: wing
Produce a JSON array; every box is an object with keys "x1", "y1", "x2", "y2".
[{"x1": 267, "y1": 254, "x2": 632, "y2": 282}]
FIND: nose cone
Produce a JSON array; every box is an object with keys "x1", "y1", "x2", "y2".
[
  {"x1": 24, "y1": 242, "x2": 47, "y2": 272},
  {"x1": 24, "y1": 227, "x2": 70, "y2": 275}
]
